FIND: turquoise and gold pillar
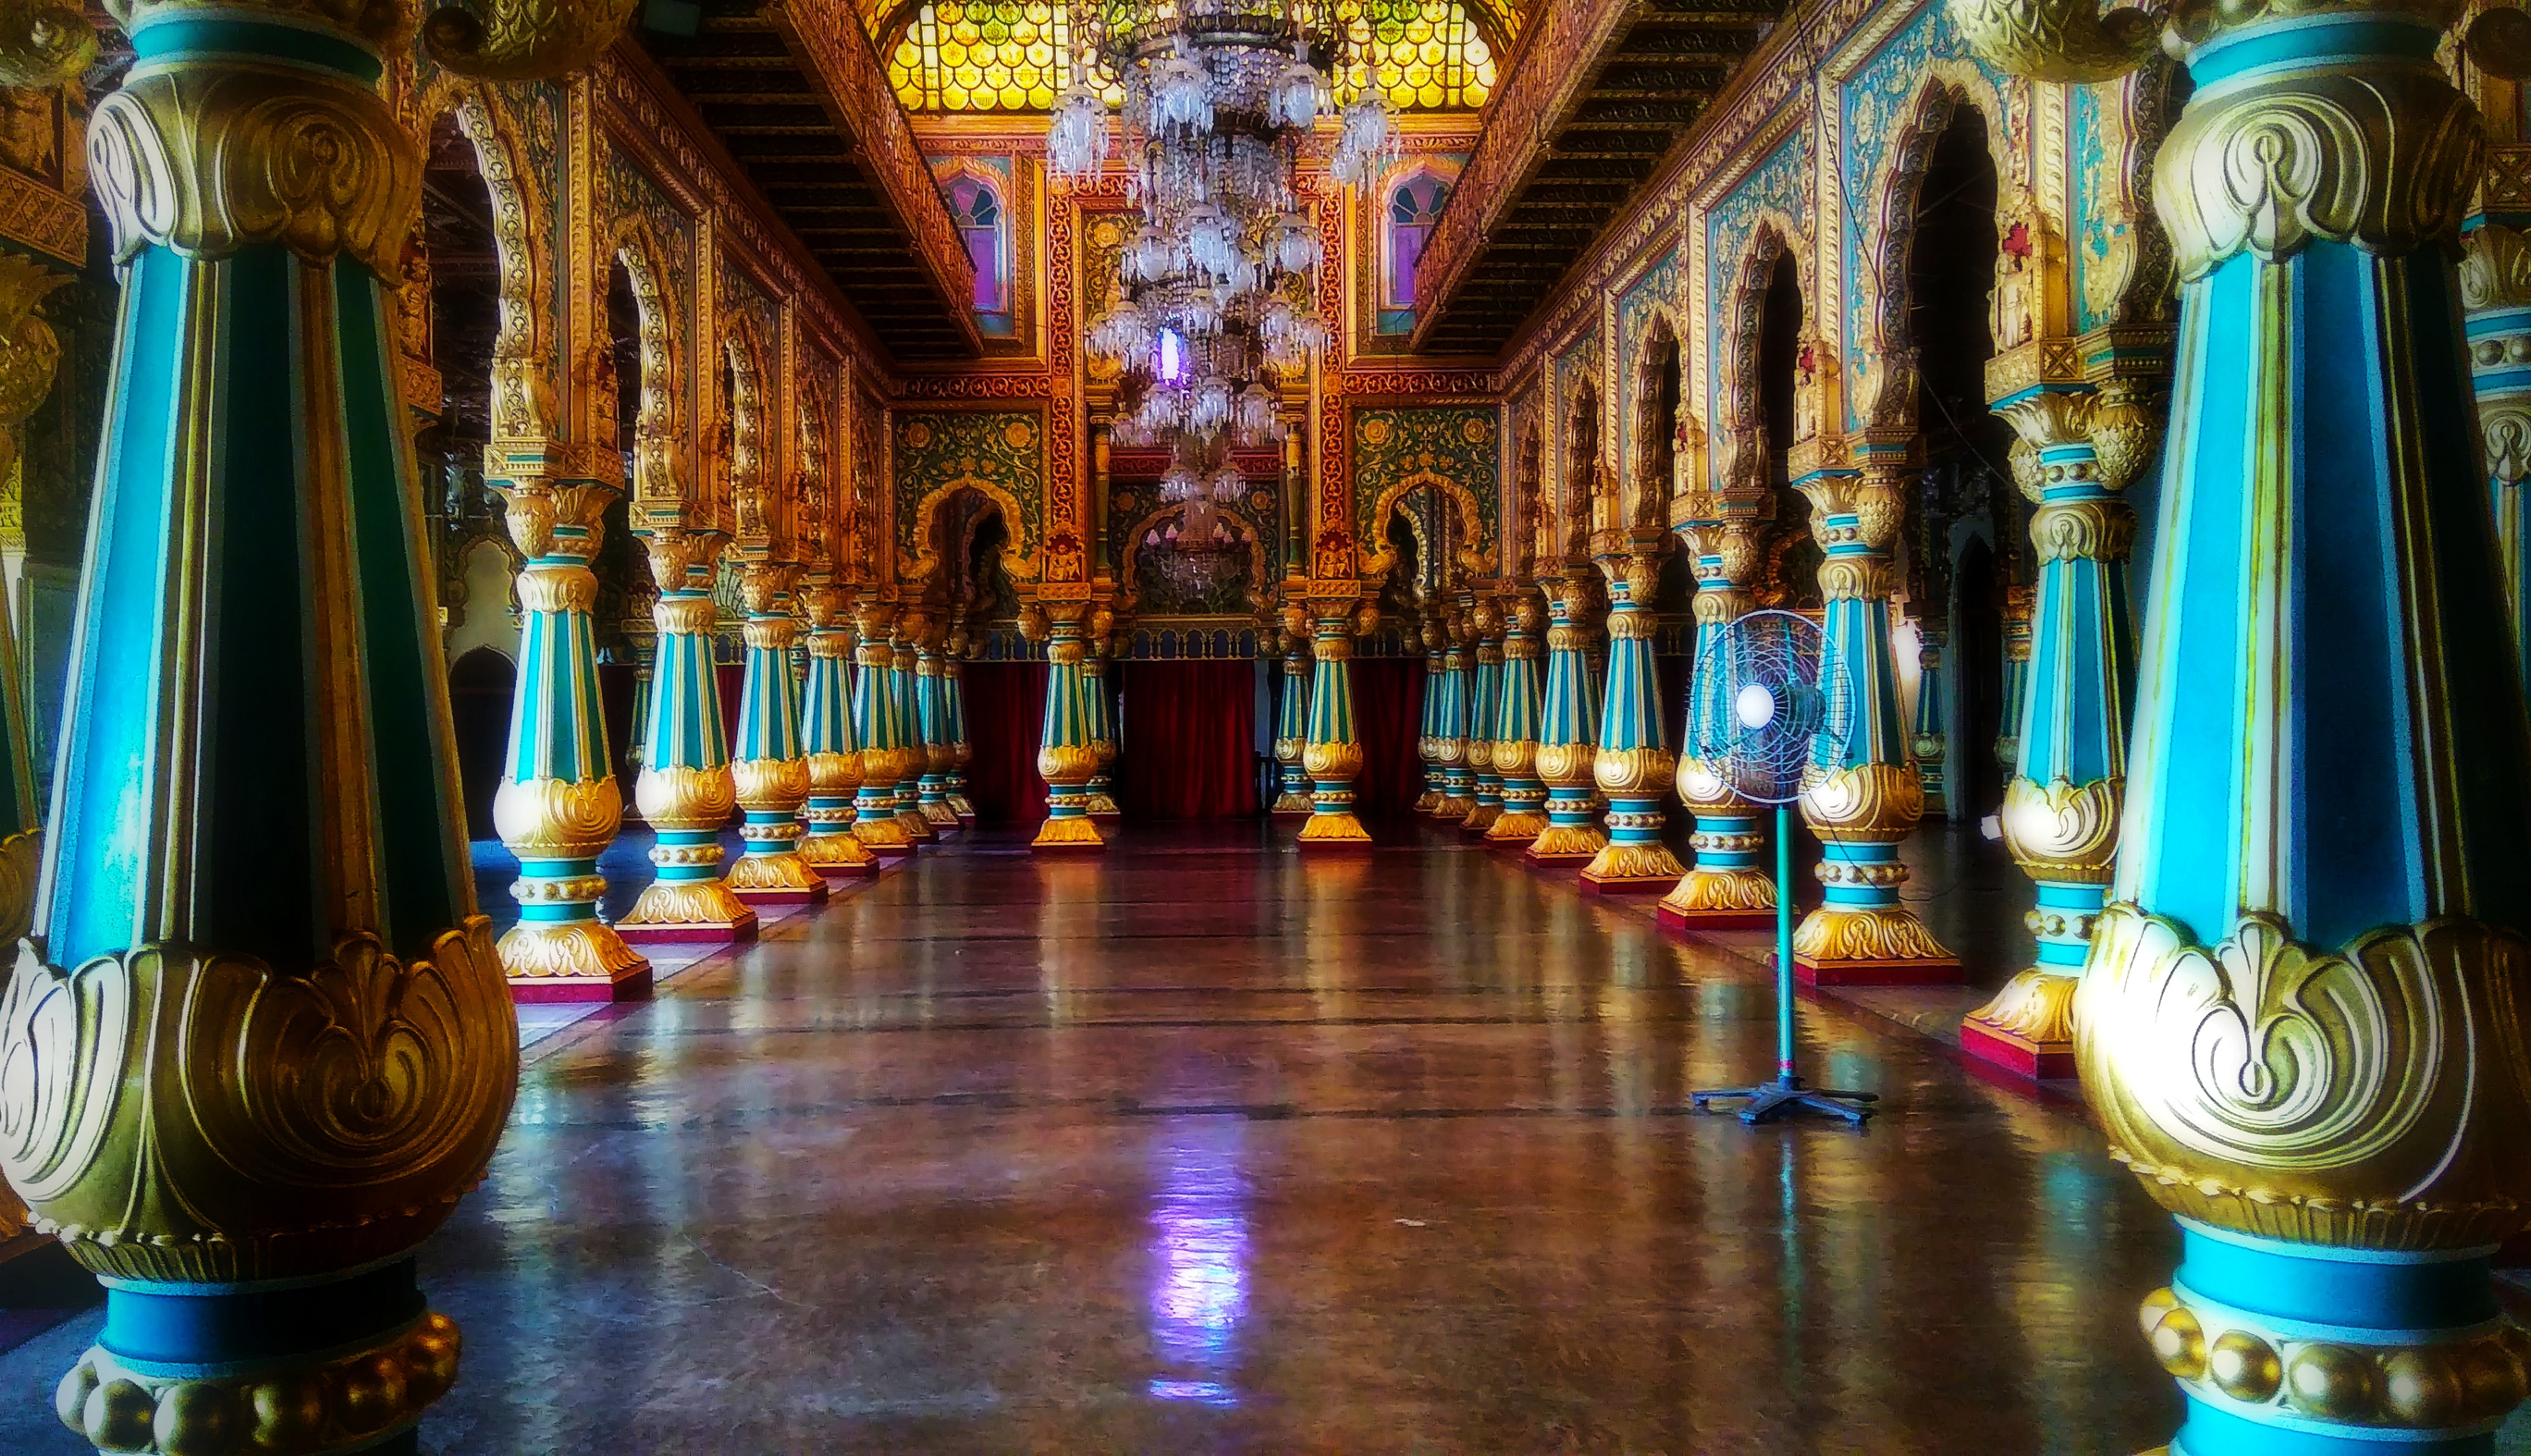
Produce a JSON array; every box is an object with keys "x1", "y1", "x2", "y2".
[
  {"x1": 1413, "y1": 609, "x2": 1446, "y2": 813},
  {"x1": 1995, "y1": 581, "x2": 2033, "y2": 789},
  {"x1": 1460, "y1": 593, "x2": 1504, "y2": 835},
  {"x1": 1297, "y1": 597, "x2": 1374, "y2": 849},
  {"x1": 1790, "y1": 456, "x2": 1956, "y2": 981},
  {"x1": 1952, "y1": 5, "x2": 2531, "y2": 1450},
  {"x1": 723, "y1": 562, "x2": 825, "y2": 905},
  {"x1": 889, "y1": 620, "x2": 935, "y2": 843},
  {"x1": 2464, "y1": 214, "x2": 2531, "y2": 682},
  {"x1": 1580, "y1": 532, "x2": 1684, "y2": 891},
  {"x1": 944, "y1": 620, "x2": 977, "y2": 824},
  {"x1": 0, "y1": 1, "x2": 633, "y2": 1444},
  {"x1": 915, "y1": 628, "x2": 962, "y2": 831},
  {"x1": 1910, "y1": 630, "x2": 1947, "y2": 821},
  {"x1": 1961, "y1": 371, "x2": 2156, "y2": 1079},
  {"x1": 1084, "y1": 608, "x2": 1121, "y2": 821},
  {"x1": 488, "y1": 467, "x2": 651, "y2": 1000},
  {"x1": 1486, "y1": 590, "x2": 1548, "y2": 845},
  {"x1": 620, "y1": 538, "x2": 758, "y2": 943},
  {"x1": 0, "y1": 255, "x2": 57, "y2": 1250},
  {"x1": 1431, "y1": 616, "x2": 1475, "y2": 821},
  {"x1": 1024, "y1": 599, "x2": 1104, "y2": 850},
  {"x1": 852, "y1": 600, "x2": 915, "y2": 856},
  {"x1": 1662, "y1": 514, "x2": 1773, "y2": 927},
  {"x1": 1272, "y1": 626, "x2": 1315, "y2": 814},
  {"x1": 798, "y1": 578, "x2": 878, "y2": 879},
  {"x1": 1529, "y1": 568, "x2": 1604, "y2": 864}
]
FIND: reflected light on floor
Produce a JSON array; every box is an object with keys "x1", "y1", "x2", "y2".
[{"x1": 1145, "y1": 1115, "x2": 1251, "y2": 1406}]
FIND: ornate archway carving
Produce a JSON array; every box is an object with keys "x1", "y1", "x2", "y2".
[{"x1": 1359, "y1": 468, "x2": 1488, "y2": 583}]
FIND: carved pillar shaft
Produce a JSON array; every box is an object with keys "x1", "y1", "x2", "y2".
[
  {"x1": 888, "y1": 633, "x2": 933, "y2": 841},
  {"x1": 943, "y1": 629, "x2": 977, "y2": 823},
  {"x1": 1580, "y1": 538, "x2": 1682, "y2": 888},
  {"x1": 915, "y1": 644, "x2": 960, "y2": 828},
  {"x1": 798, "y1": 581, "x2": 876, "y2": 877},
  {"x1": 2463, "y1": 220, "x2": 2531, "y2": 689},
  {"x1": 621, "y1": 552, "x2": 757, "y2": 942},
  {"x1": 1082, "y1": 630, "x2": 1120, "y2": 820},
  {"x1": 1272, "y1": 633, "x2": 1314, "y2": 814},
  {"x1": 1662, "y1": 517, "x2": 1773, "y2": 924},
  {"x1": 851, "y1": 602, "x2": 914, "y2": 852},
  {"x1": 1529, "y1": 569, "x2": 1603, "y2": 863},
  {"x1": 1911, "y1": 634, "x2": 1947, "y2": 819},
  {"x1": 723, "y1": 563, "x2": 824, "y2": 903},
  {"x1": 1026, "y1": 602, "x2": 1104, "y2": 850},
  {"x1": 1431, "y1": 632, "x2": 1474, "y2": 820},
  {"x1": 1296, "y1": 603, "x2": 1371, "y2": 847},
  {"x1": 1461, "y1": 596, "x2": 1504, "y2": 833},
  {"x1": 1486, "y1": 590, "x2": 1548, "y2": 843},
  {"x1": 1948, "y1": 5, "x2": 2531, "y2": 1448},
  {"x1": 1413, "y1": 623, "x2": 1445, "y2": 814},
  {"x1": 1995, "y1": 582, "x2": 2033, "y2": 785}
]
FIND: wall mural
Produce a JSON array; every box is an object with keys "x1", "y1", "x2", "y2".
[
  {"x1": 1351, "y1": 405, "x2": 1499, "y2": 583},
  {"x1": 893, "y1": 409, "x2": 1047, "y2": 588}
]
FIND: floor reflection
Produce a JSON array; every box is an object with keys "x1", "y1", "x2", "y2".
[{"x1": 1144, "y1": 1116, "x2": 1250, "y2": 1409}]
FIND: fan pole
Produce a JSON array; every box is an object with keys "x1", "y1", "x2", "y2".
[{"x1": 1775, "y1": 802, "x2": 1796, "y2": 1083}]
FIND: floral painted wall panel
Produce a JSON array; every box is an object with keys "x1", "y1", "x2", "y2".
[
  {"x1": 892, "y1": 410, "x2": 1047, "y2": 589},
  {"x1": 1351, "y1": 405, "x2": 1500, "y2": 582}
]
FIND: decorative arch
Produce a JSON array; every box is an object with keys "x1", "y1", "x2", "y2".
[
  {"x1": 1360, "y1": 468, "x2": 1488, "y2": 583},
  {"x1": 1627, "y1": 308, "x2": 1687, "y2": 526},
  {"x1": 934, "y1": 162, "x2": 1013, "y2": 333},
  {"x1": 1514, "y1": 422, "x2": 1543, "y2": 577},
  {"x1": 1561, "y1": 382, "x2": 1601, "y2": 558},
  {"x1": 1117, "y1": 502, "x2": 1271, "y2": 615},
  {"x1": 905, "y1": 474, "x2": 1041, "y2": 585},
  {"x1": 794, "y1": 369, "x2": 835, "y2": 569},
  {"x1": 720, "y1": 312, "x2": 774, "y2": 548},
  {"x1": 430, "y1": 82, "x2": 555, "y2": 446},
  {"x1": 609, "y1": 215, "x2": 688, "y2": 516},
  {"x1": 1716, "y1": 217, "x2": 1809, "y2": 496},
  {"x1": 1377, "y1": 160, "x2": 1459, "y2": 334},
  {"x1": 1856, "y1": 67, "x2": 2018, "y2": 431}
]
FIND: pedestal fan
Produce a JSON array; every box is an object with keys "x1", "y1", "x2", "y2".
[{"x1": 1687, "y1": 608, "x2": 1877, "y2": 1127}]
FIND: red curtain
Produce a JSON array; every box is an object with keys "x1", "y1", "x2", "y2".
[
  {"x1": 1348, "y1": 657, "x2": 1426, "y2": 821},
  {"x1": 962, "y1": 660, "x2": 1049, "y2": 825},
  {"x1": 715, "y1": 664, "x2": 744, "y2": 756},
  {"x1": 1120, "y1": 660, "x2": 1258, "y2": 820}
]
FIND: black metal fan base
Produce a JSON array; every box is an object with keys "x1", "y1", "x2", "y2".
[{"x1": 1691, "y1": 1074, "x2": 1877, "y2": 1127}]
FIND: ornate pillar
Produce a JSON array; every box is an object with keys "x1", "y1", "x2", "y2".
[
  {"x1": 1413, "y1": 609, "x2": 1446, "y2": 813},
  {"x1": 1460, "y1": 593, "x2": 1504, "y2": 834},
  {"x1": 2463, "y1": 214, "x2": 2531, "y2": 684},
  {"x1": 1084, "y1": 608, "x2": 1121, "y2": 820},
  {"x1": 798, "y1": 578, "x2": 877, "y2": 879},
  {"x1": 1661, "y1": 513, "x2": 1774, "y2": 927},
  {"x1": 1952, "y1": 10, "x2": 2531, "y2": 1451},
  {"x1": 915, "y1": 627, "x2": 961, "y2": 830},
  {"x1": 1486, "y1": 589, "x2": 1548, "y2": 844},
  {"x1": 1021, "y1": 599, "x2": 1104, "y2": 850},
  {"x1": 1529, "y1": 568, "x2": 1604, "y2": 863},
  {"x1": 722, "y1": 562, "x2": 826, "y2": 905},
  {"x1": 1911, "y1": 631, "x2": 1947, "y2": 821},
  {"x1": 851, "y1": 600, "x2": 915, "y2": 855},
  {"x1": 620, "y1": 537, "x2": 758, "y2": 943},
  {"x1": 0, "y1": 1, "x2": 633, "y2": 1443},
  {"x1": 1994, "y1": 581, "x2": 2033, "y2": 788},
  {"x1": 1431, "y1": 616, "x2": 1474, "y2": 820},
  {"x1": 943, "y1": 621, "x2": 977, "y2": 824},
  {"x1": 1580, "y1": 532, "x2": 1683, "y2": 891},
  {"x1": 1272, "y1": 626, "x2": 1314, "y2": 814},
  {"x1": 1296, "y1": 597, "x2": 1374, "y2": 849},
  {"x1": 488, "y1": 467, "x2": 652, "y2": 1000},
  {"x1": 888, "y1": 621, "x2": 935, "y2": 842},
  {"x1": 1789, "y1": 452, "x2": 1957, "y2": 981},
  {"x1": 1961, "y1": 371, "x2": 2156, "y2": 1079}
]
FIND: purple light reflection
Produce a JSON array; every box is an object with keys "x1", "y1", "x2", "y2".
[
  {"x1": 1155, "y1": 328, "x2": 1187, "y2": 385},
  {"x1": 1145, "y1": 1116, "x2": 1250, "y2": 1406}
]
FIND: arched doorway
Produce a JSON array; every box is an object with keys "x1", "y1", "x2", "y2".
[
  {"x1": 448, "y1": 646, "x2": 517, "y2": 841},
  {"x1": 1755, "y1": 251, "x2": 1820, "y2": 608}
]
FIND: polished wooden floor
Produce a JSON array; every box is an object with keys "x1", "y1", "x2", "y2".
[{"x1": 5, "y1": 823, "x2": 2219, "y2": 1452}]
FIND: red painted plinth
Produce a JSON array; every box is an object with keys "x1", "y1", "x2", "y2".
[
  {"x1": 1959, "y1": 1018, "x2": 2076, "y2": 1080},
  {"x1": 1484, "y1": 836, "x2": 1540, "y2": 853},
  {"x1": 1657, "y1": 903, "x2": 1777, "y2": 932},
  {"x1": 1525, "y1": 849, "x2": 1595, "y2": 866},
  {"x1": 873, "y1": 843, "x2": 919, "y2": 861},
  {"x1": 1795, "y1": 953, "x2": 1963, "y2": 987},
  {"x1": 816, "y1": 863, "x2": 882, "y2": 883},
  {"x1": 618, "y1": 912, "x2": 759, "y2": 947},
  {"x1": 510, "y1": 966, "x2": 656, "y2": 1005},
  {"x1": 1579, "y1": 875, "x2": 1673, "y2": 896},
  {"x1": 731, "y1": 882, "x2": 829, "y2": 907}
]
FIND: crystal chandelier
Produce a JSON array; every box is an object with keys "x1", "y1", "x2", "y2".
[{"x1": 1050, "y1": 0, "x2": 1398, "y2": 508}]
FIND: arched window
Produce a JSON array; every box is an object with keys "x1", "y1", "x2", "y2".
[
  {"x1": 944, "y1": 173, "x2": 1013, "y2": 336},
  {"x1": 1380, "y1": 170, "x2": 1451, "y2": 335}
]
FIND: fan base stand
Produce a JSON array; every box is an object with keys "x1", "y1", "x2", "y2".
[{"x1": 1691, "y1": 1075, "x2": 1877, "y2": 1127}]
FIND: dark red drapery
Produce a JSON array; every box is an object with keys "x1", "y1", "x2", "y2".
[
  {"x1": 715, "y1": 664, "x2": 744, "y2": 756},
  {"x1": 1347, "y1": 657, "x2": 1426, "y2": 821},
  {"x1": 1120, "y1": 660, "x2": 1258, "y2": 820},
  {"x1": 962, "y1": 660, "x2": 1050, "y2": 824}
]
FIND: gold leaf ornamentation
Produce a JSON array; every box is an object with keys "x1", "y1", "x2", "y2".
[
  {"x1": 633, "y1": 763, "x2": 734, "y2": 831},
  {"x1": 2077, "y1": 904, "x2": 2531, "y2": 1249},
  {"x1": 0, "y1": 921, "x2": 515, "y2": 1282},
  {"x1": 498, "y1": 920, "x2": 645, "y2": 983},
  {"x1": 1799, "y1": 763, "x2": 1925, "y2": 843},
  {"x1": 1965, "y1": 967, "x2": 2080, "y2": 1045},
  {"x1": 492, "y1": 774, "x2": 621, "y2": 858},
  {"x1": 1944, "y1": 0, "x2": 2156, "y2": 82},
  {"x1": 424, "y1": 0, "x2": 643, "y2": 81},
  {"x1": 2000, "y1": 775, "x2": 2124, "y2": 882},
  {"x1": 1660, "y1": 867, "x2": 1776, "y2": 915},
  {"x1": 1791, "y1": 905, "x2": 1956, "y2": 963}
]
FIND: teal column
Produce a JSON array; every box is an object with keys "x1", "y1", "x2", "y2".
[
  {"x1": 1662, "y1": 516, "x2": 1773, "y2": 925},
  {"x1": 1995, "y1": 582, "x2": 2033, "y2": 790},
  {"x1": 1272, "y1": 630, "x2": 1314, "y2": 813},
  {"x1": 944, "y1": 622, "x2": 977, "y2": 822},
  {"x1": 1788, "y1": 457, "x2": 1955, "y2": 979},
  {"x1": 851, "y1": 601, "x2": 915, "y2": 853},
  {"x1": 1414, "y1": 614, "x2": 1446, "y2": 813},
  {"x1": 1953, "y1": 4, "x2": 2531, "y2": 1450},
  {"x1": 1461, "y1": 594, "x2": 1504, "y2": 834},
  {"x1": 1026, "y1": 600, "x2": 1104, "y2": 850},
  {"x1": 488, "y1": 471, "x2": 652, "y2": 1000},
  {"x1": 1530, "y1": 569, "x2": 1604, "y2": 863},
  {"x1": 797, "y1": 579, "x2": 877, "y2": 877},
  {"x1": 724, "y1": 561, "x2": 825, "y2": 904},
  {"x1": 1486, "y1": 590, "x2": 1548, "y2": 844},
  {"x1": 915, "y1": 641, "x2": 960, "y2": 829},
  {"x1": 1432, "y1": 625, "x2": 1475, "y2": 820},
  {"x1": 1084, "y1": 623, "x2": 1121, "y2": 819},
  {"x1": 888, "y1": 628, "x2": 934, "y2": 842},
  {"x1": 620, "y1": 544, "x2": 758, "y2": 941},
  {"x1": 1910, "y1": 630, "x2": 1947, "y2": 820},
  {"x1": 1580, "y1": 534, "x2": 1683, "y2": 889},
  {"x1": 0, "y1": 3, "x2": 632, "y2": 1444},
  {"x1": 2463, "y1": 220, "x2": 2531, "y2": 687},
  {"x1": 1963, "y1": 372, "x2": 2157, "y2": 1079},
  {"x1": 1296, "y1": 601, "x2": 1371, "y2": 847}
]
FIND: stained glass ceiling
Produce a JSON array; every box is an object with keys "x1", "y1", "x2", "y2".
[{"x1": 879, "y1": 0, "x2": 1505, "y2": 114}]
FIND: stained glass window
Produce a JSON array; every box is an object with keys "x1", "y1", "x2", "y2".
[
  {"x1": 883, "y1": 0, "x2": 1494, "y2": 113},
  {"x1": 1380, "y1": 169, "x2": 1451, "y2": 334},
  {"x1": 943, "y1": 173, "x2": 1014, "y2": 335}
]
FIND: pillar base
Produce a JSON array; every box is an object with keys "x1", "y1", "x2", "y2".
[
  {"x1": 1792, "y1": 905, "x2": 1960, "y2": 985},
  {"x1": 1793, "y1": 952, "x2": 1962, "y2": 986},
  {"x1": 1958, "y1": 968, "x2": 2080, "y2": 1079},
  {"x1": 1958, "y1": 1017, "x2": 2076, "y2": 1080},
  {"x1": 618, "y1": 912, "x2": 759, "y2": 945},
  {"x1": 731, "y1": 882, "x2": 828, "y2": 906},
  {"x1": 922, "y1": 801, "x2": 962, "y2": 828},
  {"x1": 1272, "y1": 792, "x2": 1314, "y2": 814},
  {"x1": 1461, "y1": 803, "x2": 1503, "y2": 835},
  {"x1": 1484, "y1": 810, "x2": 1548, "y2": 846},
  {"x1": 498, "y1": 919, "x2": 654, "y2": 1005},
  {"x1": 1526, "y1": 825, "x2": 1605, "y2": 864},
  {"x1": 1413, "y1": 789, "x2": 1442, "y2": 813},
  {"x1": 619, "y1": 878, "x2": 760, "y2": 944},
  {"x1": 1658, "y1": 902, "x2": 1777, "y2": 931},
  {"x1": 1297, "y1": 812, "x2": 1372, "y2": 849},
  {"x1": 1431, "y1": 798, "x2": 1473, "y2": 822},
  {"x1": 1033, "y1": 814, "x2": 1106, "y2": 852},
  {"x1": 1657, "y1": 868, "x2": 1777, "y2": 929},
  {"x1": 896, "y1": 810, "x2": 936, "y2": 841},
  {"x1": 801, "y1": 832, "x2": 879, "y2": 877},
  {"x1": 1579, "y1": 840, "x2": 1686, "y2": 890},
  {"x1": 510, "y1": 963, "x2": 657, "y2": 1004}
]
